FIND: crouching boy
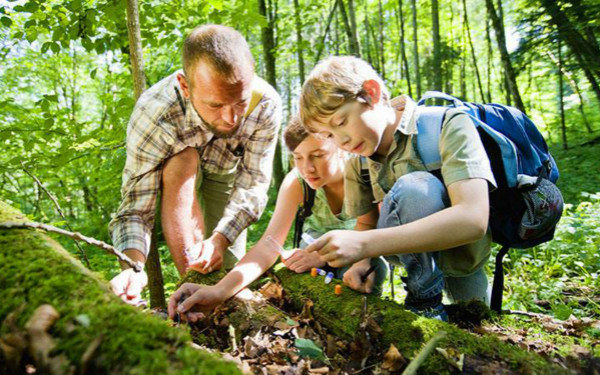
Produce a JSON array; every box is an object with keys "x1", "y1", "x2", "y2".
[{"x1": 300, "y1": 56, "x2": 496, "y2": 320}]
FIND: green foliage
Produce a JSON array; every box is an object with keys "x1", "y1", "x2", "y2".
[{"x1": 294, "y1": 338, "x2": 328, "y2": 362}]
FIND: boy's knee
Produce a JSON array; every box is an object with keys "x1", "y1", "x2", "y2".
[
  {"x1": 162, "y1": 147, "x2": 200, "y2": 184},
  {"x1": 380, "y1": 172, "x2": 448, "y2": 224}
]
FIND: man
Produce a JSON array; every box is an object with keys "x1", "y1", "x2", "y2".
[{"x1": 109, "y1": 24, "x2": 282, "y2": 304}]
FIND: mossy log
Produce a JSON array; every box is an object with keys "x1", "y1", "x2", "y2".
[
  {"x1": 274, "y1": 269, "x2": 570, "y2": 375},
  {"x1": 183, "y1": 266, "x2": 570, "y2": 374},
  {"x1": 0, "y1": 201, "x2": 242, "y2": 375}
]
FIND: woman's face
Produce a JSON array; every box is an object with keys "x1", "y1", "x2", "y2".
[{"x1": 292, "y1": 135, "x2": 344, "y2": 190}]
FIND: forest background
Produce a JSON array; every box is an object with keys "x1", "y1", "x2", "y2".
[{"x1": 0, "y1": 0, "x2": 599, "y2": 359}]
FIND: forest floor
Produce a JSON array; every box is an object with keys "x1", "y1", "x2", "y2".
[{"x1": 86, "y1": 140, "x2": 600, "y2": 374}]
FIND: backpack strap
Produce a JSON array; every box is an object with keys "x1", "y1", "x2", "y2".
[
  {"x1": 359, "y1": 156, "x2": 371, "y2": 184},
  {"x1": 415, "y1": 106, "x2": 448, "y2": 172},
  {"x1": 293, "y1": 179, "x2": 316, "y2": 248}
]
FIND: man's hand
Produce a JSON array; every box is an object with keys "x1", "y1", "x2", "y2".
[
  {"x1": 305, "y1": 230, "x2": 369, "y2": 268},
  {"x1": 343, "y1": 259, "x2": 375, "y2": 294},
  {"x1": 282, "y1": 249, "x2": 326, "y2": 273},
  {"x1": 110, "y1": 268, "x2": 148, "y2": 305},
  {"x1": 188, "y1": 233, "x2": 230, "y2": 274},
  {"x1": 167, "y1": 283, "x2": 225, "y2": 323}
]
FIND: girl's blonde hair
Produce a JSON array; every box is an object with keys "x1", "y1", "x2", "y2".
[{"x1": 299, "y1": 56, "x2": 389, "y2": 131}]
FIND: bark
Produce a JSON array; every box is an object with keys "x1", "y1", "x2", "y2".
[
  {"x1": 337, "y1": 0, "x2": 360, "y2": 57},
  {"x1": 485, "y1": 17, "x2": 493, "y2": 102},
  {"x1": 377, "y1": 0, "x2": 386, "y2": 81},
  {"x1": 397, "y1": 0, "x2": 412, "y2": 97},
  {"x1": 431, "y1": 0, "x2": 442, "y2": 94},
  {"x1": 348, "y1": 0, "x2": 361, "y2": 57},
  {"x1": 486, "y1": 0, "x2": 526, "y2": 113},
  {"x1": 259, "y1": 0, "x2": 285, "y2": 189},
  {"x1": 293, "y1": 0, "x2": 305, "y2": 83},
  {"x1": 410, "y1": 0, "x2": 421, "y2": 98},
  {"x1": 125, "y1": 0, "x2": 146, "y2": 101},
  {"x1": 462, "y1": 0, "x2": 486, "y2": 102},
  {"x1": 314, "y1": 1, "x2": 338, "y2": 64},
  {"x1": 558, "y1": 40, "x2": 568, "y2": 150},
  {"x1": 0, "y1": 201, "x2": 242, "y2": 375}
]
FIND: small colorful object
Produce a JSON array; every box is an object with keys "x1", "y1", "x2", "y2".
[
  {"x1": 324, "y1": 272, "x2": 334, "y2": 284},
  {"x1": 316, "y1": 268, "x2": 327, "y2": 276},
  {"x1": 334, "y1": 284, "x2": 342, "y2": 295},
  {"x1": 311, "y1": 267, "x2": 318, "y2": 277}
]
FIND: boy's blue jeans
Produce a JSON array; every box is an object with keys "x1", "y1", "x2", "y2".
[{"x1": 377, "y1": 171, "x2": 490, "y2": 304}]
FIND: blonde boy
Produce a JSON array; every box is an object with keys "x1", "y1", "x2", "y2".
[{"x1": 300, "y1": 56, "x2": 496, "y2": 319}]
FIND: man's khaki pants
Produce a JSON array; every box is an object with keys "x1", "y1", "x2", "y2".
[{"x1": 196, "y1": 168, "x2": 247, "y2": 270}]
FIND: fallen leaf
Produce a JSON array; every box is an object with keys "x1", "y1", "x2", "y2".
[
  {"x1": 381, "y1": 344, "x2": 406, "y2": 371},
  {"x1": 436, "y1": 347, "x2": 464, "y2": 371}
]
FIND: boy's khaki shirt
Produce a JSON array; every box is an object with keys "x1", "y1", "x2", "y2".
[{"x1": 344, "y1": 96, "x2": 496, "y2": 276}]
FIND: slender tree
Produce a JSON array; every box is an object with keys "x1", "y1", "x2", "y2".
[
  {"x1": 125, "y1": 0, "x2": 146, "y2": 101},
  {"x1": 411, "y1": 0, "x2": 421, "y2": 98},
  {"x1": 462, "y1": 0, "x2": 486, "y2": 102},
  {"x1": 377, "y1": 0, "x2": 386, "y2": 81},
  {"x1": 431, "y1": 0, "x2": 442, "y2": 94},
  {"x1": 337, "y1": 0, "x2": 361, "y2": 57},
  {"x1": 348, "y1": 0, "x2": 361, "y2": 56},
  {"x1": 558, "y1": 39, "x2": 567, "y2": 150},
  {"x1": 486, "y1": 0, "x2": 526, "y2": 113},
  {"x1": 398, "y1": 0, "x2": 412, "y2": 97},
  {"x1": 259, "y1": 0, "x2": 284, "y2": 188},
  {"x1": 315, "y1": 0, "x2": 339, "y2": 64},
  {"x1": 293, "y1": 0, "x2": 305, "y2": 83}
]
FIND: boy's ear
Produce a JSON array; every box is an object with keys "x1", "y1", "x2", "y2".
[{"x1": 362, "y1": 80, "x2": 381, "y2": 106}]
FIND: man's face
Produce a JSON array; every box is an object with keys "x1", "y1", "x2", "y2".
[
  {"x1": 308, "y1": 100, "x2": 386, "y2": 157},
  {"x1": 178, "y1": 61, "x2": 253, "y2": 138}
]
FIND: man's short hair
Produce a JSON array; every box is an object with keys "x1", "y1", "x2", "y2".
[
  {"x1": 283, "y1": 115, "x2": 310, "y2": 152},
  {"x1": 182, "y1": 24, "x2": 255, "y2": 82},
  {"x1": 299, "y1": 56, "x2": 389, "y2": 131}
]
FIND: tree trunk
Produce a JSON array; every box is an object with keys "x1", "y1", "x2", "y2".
[
  {"x1": 314, "y1": 0, "x2": 338, "y2": 64},
  {"x1": 558, "y1": 40, "x2": 568, "y2": 150},
  {"x1": 486, "y1": 0, "x2": 526, "y2": 113},
  {"x1": 293, "y1": 0, "x2": 305, "y2": 83},
  {"x1": 337, "y1": 0, "x2": 360, "y2": 57},
  {"x1": 348, "y1": 0, "x2": 361, "y2": 57},
  {"x1": 125, "y1": 0, "x2": 146, "y2": 101},
  {"x1": 259, "y1": 0, "x2": 285, "y2": 189},
  {"x1": 364, "y1": 11, "x2": 373, "y2": 66},
  {"x1": 377, "y1": 0, "x2": 386, "y2": 81},
  {"x1": 485, "y1": 16, "x2": 493, "y2": 102},
  {"x1": 0, "y1": 201, "x2": 243, "y2": 375},
  {"x1": 431, "y1": 0, "x2": 442, "y2": 102},
  {"x1": 397, "y1": 0, "x2": 412, "y2": 97},
  {"x1": 546, "y1": 51, "x2": 593, "y2": 134},
  {"x1": 462, "y1": 0, "x2": 486, "y2": 102},
  {"x1": 410, "y1": 0, "x2": 421, "y2": 98}
]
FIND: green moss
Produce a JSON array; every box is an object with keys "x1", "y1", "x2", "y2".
[
  {"x1": 0, "y1": 201, "x2": 242, "y2": 375},
  {"x1": 275, "y1": 268, "x2": 570, "y2": 375}
]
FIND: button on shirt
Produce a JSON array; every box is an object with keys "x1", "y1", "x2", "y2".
[
  {"x1": 344, "y1": 95, "x2": 496, "y2": 276},
  {"x1": 109, "y1": 72, "x2": 282, "y2": 257}
]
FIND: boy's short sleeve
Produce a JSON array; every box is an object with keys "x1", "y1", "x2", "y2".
[
  {"x1": 439, "y1": 110, "x2": 497, "y2": 188},
  {"x1": 344, "y1": 157, "x2": 376, "y2": 218}
]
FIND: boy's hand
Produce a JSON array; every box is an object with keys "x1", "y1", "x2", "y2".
[
  {"x1": 188, "y1": 233, "x2": 229, "y2": 274},
  {"x1": 168, "y1": 283, "x2": 225, "y2": 323},
  {"x1": 110, "y1": 268, "x2": 148, "y2": 305},
  {"x1": 305, "y1": 230, "x2": 368, "y2": 268},
  {"x1": 343, "y1": 259, "x2": 375, "y2": 294},
  {"x1": 282, "y1": 249, "x2": 326, "y2": 273}
]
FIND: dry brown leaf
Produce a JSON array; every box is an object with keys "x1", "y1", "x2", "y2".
[
  {"x1": 381, "y1": 344, "x2": 406, "y2": 372},
  {"x1": 260, "y1": 282, "x2": 284, "y2": 302}
]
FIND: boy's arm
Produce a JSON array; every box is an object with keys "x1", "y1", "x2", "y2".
[{"x1": 307, "y1": 178, "x2": 488, "y2": 267}]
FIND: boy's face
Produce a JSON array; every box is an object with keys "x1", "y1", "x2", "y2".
[
  {"x1": 307, "y1": 80, "x2": 388, "y2": 157},
  {"x1": 292, "y1": 135, "x2": 343, "y2": 190}
]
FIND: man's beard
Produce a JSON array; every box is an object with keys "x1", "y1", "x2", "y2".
[{"x1": 205, "y1": 121, "x2": 241, "y2": 138}]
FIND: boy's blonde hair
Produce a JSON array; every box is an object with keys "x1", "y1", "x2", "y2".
[{"x1": 299, "y1": 56, "x2": 389, "y2": 131}]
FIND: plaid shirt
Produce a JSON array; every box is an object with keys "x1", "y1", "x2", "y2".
[{"x1": 109, "y1": 72, "x2": 282, "y2": 257}]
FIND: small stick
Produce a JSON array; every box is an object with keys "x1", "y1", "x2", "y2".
[
  {"x1": 360, "y1": 265, "x2": 377, "y2": 283},
  {"x1": 401, "y1": 331, "x2": 447, "y2": 375},
  {"x1": 21, "y1": 163, "x2": 91, "y2": 268},
  {"x1": 0, "y1": 221, "x2": 142, "y2": 272}
]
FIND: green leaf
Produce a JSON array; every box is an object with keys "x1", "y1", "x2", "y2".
[
  {"x1": 90, "y1": 68, "x2": 97, "y2": 79},
  {"x1": 75, "y1": 314, "x2": 91, "y2": 327},
  {"x1": 44, "y1": 94, "x2": 58, "y2": 102},
  {"x1": 552, "y1": 303, "x2": 572, "y2": 320},
  {"x1": 50, "y1": 42, "x2": 60, "y2": 53},
  {"x1": 207, "y1": 0, "x2": 223, "y2": 10},
  {"x1": 294, "y1": 338, "x2": 326, "y2": 361},
  {"x1": 0, "y1": 17, "x2": 12, "y2": 28},
  {"x1": 41, "y1": 41, "x2": 52, "y2": 53}
]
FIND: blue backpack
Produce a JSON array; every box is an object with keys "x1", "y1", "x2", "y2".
[{"x1": 415, "y1": 91, "x2": 564, "y2": 312}]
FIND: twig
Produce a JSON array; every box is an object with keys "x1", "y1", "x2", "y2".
[
  {"x1": 0, "y1": 221, "x2": 142, "y2": 272},
  {"x1": 21, "y1": 163, "x2": 91, "y2": 269},
  {"x1": 504, "y1": 309, "x2": 556, "y2": 320},
  {"x1": 401, "y1": 330, "x2": 447, "y2": 375}
]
